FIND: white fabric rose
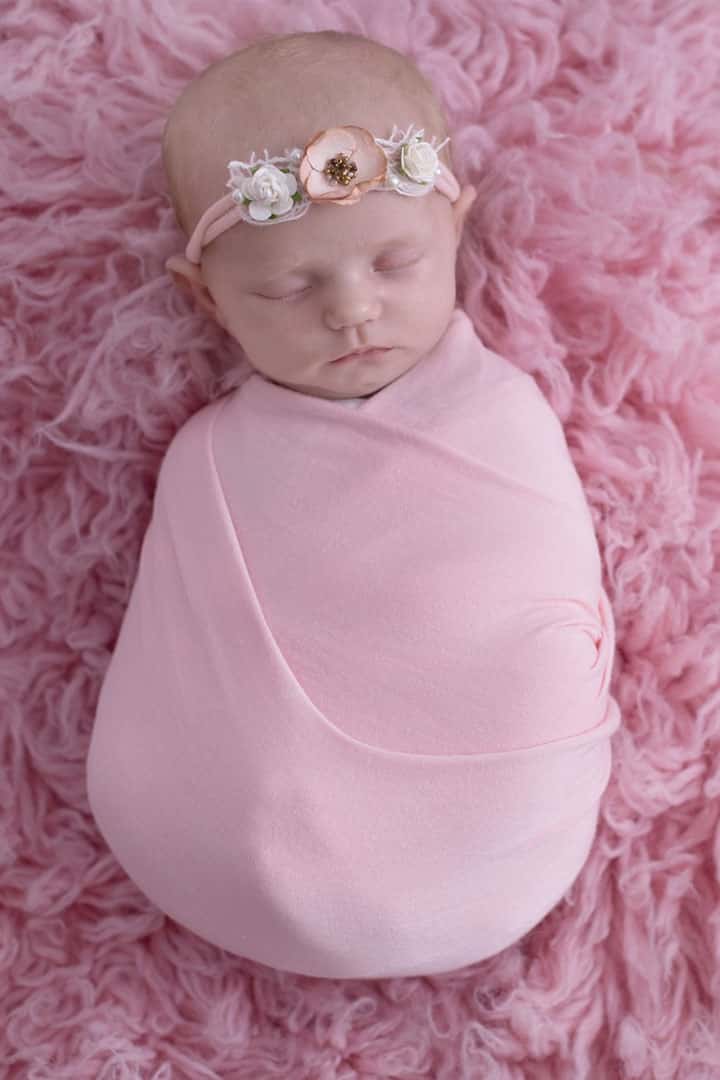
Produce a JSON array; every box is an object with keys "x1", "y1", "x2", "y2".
[
  {"x1": 229, "y1": 163, "x2": 298, "y2": 221},
  {"x1": 399, "y1": 139, "x2": 439, "y2": 184}
]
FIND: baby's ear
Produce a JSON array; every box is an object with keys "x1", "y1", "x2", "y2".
[
  {"x1": 452, "y1": 185, "x2": 477, "y2": 245},
  {"x1": 165, "y1": 254, "x2": 203, "y2": 291},
  {"x1": 164, "y1": 255, "x2": 226, "y2": 327}
]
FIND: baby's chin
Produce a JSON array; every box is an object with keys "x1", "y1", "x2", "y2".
[
  {"x1": 274, "y1": 360, "x2": 416, "y2": 400},
  {"x1": 265, "y1": 377, "x2": 389, "y2": 400}
]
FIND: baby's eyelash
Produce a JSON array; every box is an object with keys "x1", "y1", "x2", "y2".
[
  {"x1": 256, "y1": 286, "x2": 310, "y2": 302},
  {"x1": 258, "y1": 256, "x2": 423, "y2": 301}
]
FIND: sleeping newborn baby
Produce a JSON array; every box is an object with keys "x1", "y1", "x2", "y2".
[{"x1": 86, "y1": 30, "x2": 621, "y2": 979}]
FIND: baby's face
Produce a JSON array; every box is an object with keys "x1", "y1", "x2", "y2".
[{"x1": 185, "y1": 177, "x2": 474, "y2": 400}]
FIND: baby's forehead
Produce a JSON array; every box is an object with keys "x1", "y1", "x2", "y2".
[{"x1": 213, "y1": 187, "x2": 441, "y2": 280}]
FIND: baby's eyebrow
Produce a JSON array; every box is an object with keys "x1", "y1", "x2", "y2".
[{"x1": 253, "y1": 233, "x2": 426, "y2": 282}]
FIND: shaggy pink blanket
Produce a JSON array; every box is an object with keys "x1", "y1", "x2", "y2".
[{"x1": 3, "y1": 1, "x2": 720, "y2": 1077}]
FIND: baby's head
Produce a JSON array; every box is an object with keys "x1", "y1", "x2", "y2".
[{"x1": 163, "y1": 31, "x2": 476, "y2": 400}]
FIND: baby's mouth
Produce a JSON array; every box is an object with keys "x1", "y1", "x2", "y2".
[{"x1": 332, "y1": 346, "x2": 392, "y2": 364}]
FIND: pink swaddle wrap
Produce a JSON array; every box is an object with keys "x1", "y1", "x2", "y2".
[{"x1": 86, "y1": 307, "x2": 620, "y2": 979}]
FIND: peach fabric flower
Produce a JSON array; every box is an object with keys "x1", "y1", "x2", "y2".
[{"x1": 298, "y1": 126, "x2": 388, "y2": 206}]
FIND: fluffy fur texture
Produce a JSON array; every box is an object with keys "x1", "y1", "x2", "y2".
[{"x1": 3, "y1": 0, "x2": 719, "y2": 1077}]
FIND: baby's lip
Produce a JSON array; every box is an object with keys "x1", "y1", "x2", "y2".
[{"x1": 333, "y1": 345, "x2": 389, "y2": 362}]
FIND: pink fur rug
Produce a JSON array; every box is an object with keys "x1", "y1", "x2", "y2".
[{"x1": 3, "y1": 1, "x2": 720, "y2": 1077}]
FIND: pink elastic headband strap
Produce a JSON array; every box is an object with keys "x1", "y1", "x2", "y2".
[{"x1": 184, "y1": 161, "x2": 461, "y2": 266}]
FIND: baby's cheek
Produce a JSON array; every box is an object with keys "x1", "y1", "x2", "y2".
[{"x1": 411, "y1": 266, "x2": 456, "y2": 325}]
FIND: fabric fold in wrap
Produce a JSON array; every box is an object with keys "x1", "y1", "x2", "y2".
[{"x1": 86, "y1": 308, "x2": 621, "y2": 979}]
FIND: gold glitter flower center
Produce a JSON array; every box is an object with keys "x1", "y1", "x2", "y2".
[{"x1": 323, "y1": 153, "x2": 358, "y2": 186}]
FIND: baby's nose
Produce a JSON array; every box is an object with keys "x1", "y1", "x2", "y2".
[{"x1": 323, "y1": 278, "x2": 381, "y2": 330}]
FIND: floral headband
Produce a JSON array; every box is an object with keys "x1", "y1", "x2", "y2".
[{"x1": 181, "y1": 122, "x2": 460, "y2": 265}]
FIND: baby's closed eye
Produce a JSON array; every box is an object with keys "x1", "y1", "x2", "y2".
[{"x1": 255, "y1": 251, "x2": 425, "y2": 301}]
